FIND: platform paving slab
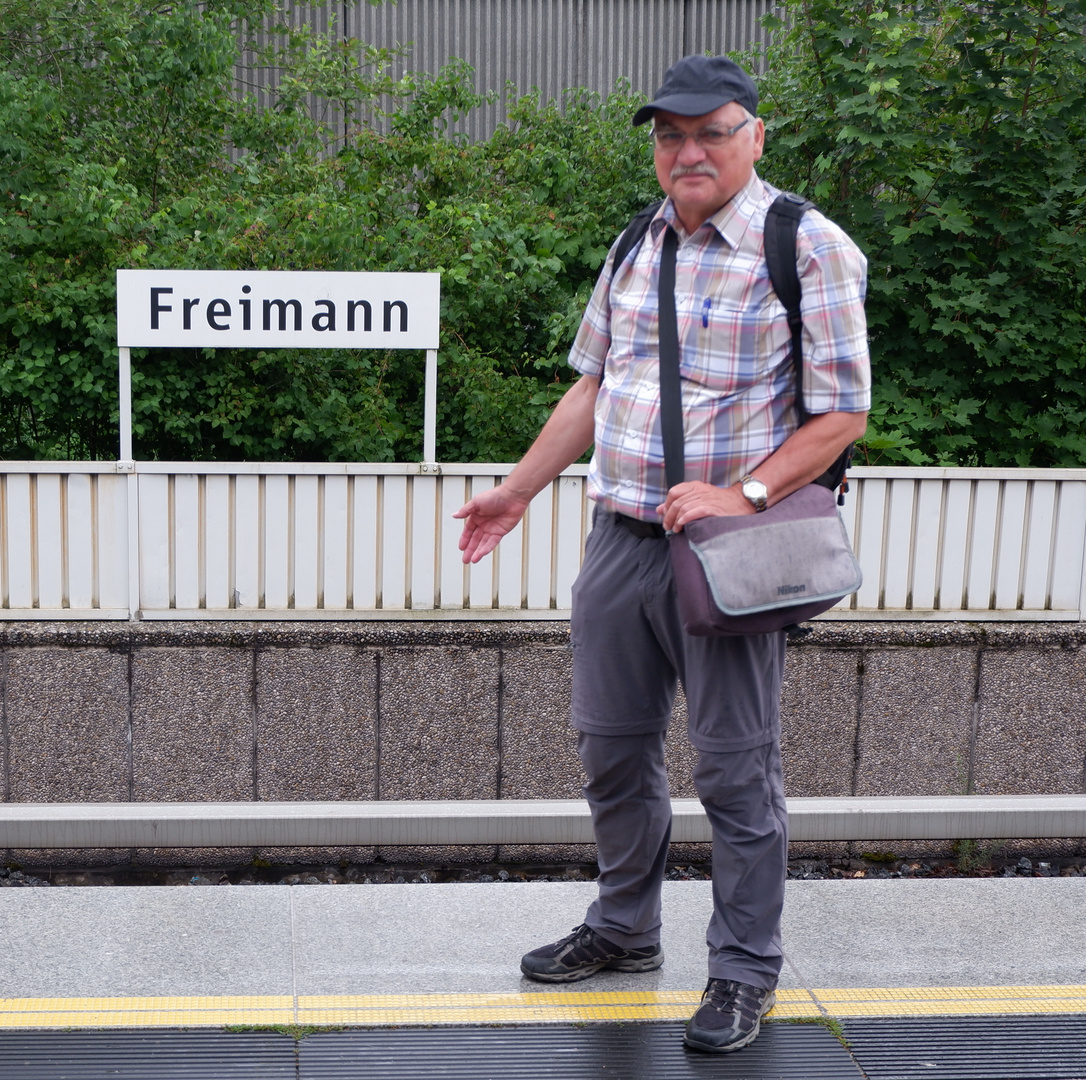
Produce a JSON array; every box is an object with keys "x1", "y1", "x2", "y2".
[
  {"x1": 0, "y1": 878, "x2": 1082, "y2": 1003},
  {"x1": 0, "y1": 887, "x2": 294, "y2": 999}
]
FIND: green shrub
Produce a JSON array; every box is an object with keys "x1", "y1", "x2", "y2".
[
  {"x1": 757, "y1": 0, "x2": 1086, "y2": 466},
  {"x1": 1, "y1": 0, "x2": 1083, "y2": 465}
]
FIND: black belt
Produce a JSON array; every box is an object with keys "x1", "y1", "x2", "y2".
[{"x1": 614, "y1": 513, "x2": 667, "y2": 539}]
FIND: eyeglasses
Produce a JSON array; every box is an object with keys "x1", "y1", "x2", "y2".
[{"x1": 651, "y1": 118, "x2": 750, "y2": 152}]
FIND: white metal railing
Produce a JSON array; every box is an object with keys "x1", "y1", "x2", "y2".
[{"x1": 1, "y1": 462, "x2": 1084, "y2": 621}]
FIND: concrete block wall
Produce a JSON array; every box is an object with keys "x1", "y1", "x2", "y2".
[{"x1": 1, "y1": 621, "x2": 1084, "y2": 868}]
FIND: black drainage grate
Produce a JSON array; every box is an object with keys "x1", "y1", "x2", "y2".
[
  {"x1": 0, "y1": 1023, "x2": 860, "y2": 1080},
  {"x1": 844, "y1": 1016, "x2": 1086, "y2": 1080},
  {"x1": 0, "y1": 1031, "x2": 298, "y2": 1080},
  {"x1": 298, "y1": 1022, "x2": 860, "y2": 1079}
]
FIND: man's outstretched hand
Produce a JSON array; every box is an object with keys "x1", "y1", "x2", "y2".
[{"x1": 453, "y1": 486, "x2": 530, "y2": 564}]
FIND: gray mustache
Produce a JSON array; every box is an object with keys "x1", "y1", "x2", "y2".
[{"x1": 670, "y1": 165, "x2": 719, "y2": 180}]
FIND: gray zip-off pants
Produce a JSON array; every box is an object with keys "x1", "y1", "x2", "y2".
[{"x1": 570, "y1": 509, "x2": 788, "y2": 990}]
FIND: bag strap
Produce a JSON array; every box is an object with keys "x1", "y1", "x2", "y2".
[{"x1": 657, "y1": 225, "x2": 685, "y2": 491}]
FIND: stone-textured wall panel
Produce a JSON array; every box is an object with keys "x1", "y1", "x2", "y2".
[
  {"x1": 974, "y1": 647, "x2": 1086, "y2": 795},
  {"x1": 256, "y1": 645, "x2": 377, "y2": 799},
  {"x1": 854, "y1": 648, "x2": 977, "y2": 797},
  {"x1": 499, "y1": 645, "x2": 579, "y2": 800},
  {"x1": 1, "y1": 620, "x2": 1083, "y2": 869},
  {"x1": 254, "y1": 645, "x2": 378, "y2": 865},
  {"x1": 665, "y1": 687, "x2": 699, "y2": 798},
  {"x1": 377, "y1": 646, "x2": 500, "y2": 863},
  {"x1": 131, "y1": 647, "x2": 254, "y2": 801},
  {"x1": 4, "y1": 648, "x2": 129, "y2": 802},
  {"x1": 497, "y1": 644, "x2": 589, "y2": 863},
  {"x1": 779, "y1": 646, "x2": 860, "y2": 797}
]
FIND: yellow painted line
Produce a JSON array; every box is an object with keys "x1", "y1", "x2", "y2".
[
  {"x1": 0, "y1": 996, "x2": 295, "y2": 1029},
  {"x1": 811, "y1": 985, "x2": 1086, "y2": 1018},
  {"x1": 0, "y1": 986, "x2": 1081, "y2": 1029}
]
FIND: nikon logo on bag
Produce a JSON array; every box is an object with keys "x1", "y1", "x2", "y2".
[{"x1": 777, "y1": 584, "x2": 807, "y2": 596}]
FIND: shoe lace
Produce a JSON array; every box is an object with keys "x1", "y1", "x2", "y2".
[
  {"x1": 704, "y1": 979, "x2": 766, "y2": 1023},
  {"x1": 704, "y1": 979, "x2": 742, "y2": 1012},
  {"x1": 566, "y1": 923, "x2": 599, "y2": 948}
]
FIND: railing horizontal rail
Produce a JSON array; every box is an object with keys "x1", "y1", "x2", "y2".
[{"x1": 1, "y1": 795, "x2": 1083, "y2": 848}]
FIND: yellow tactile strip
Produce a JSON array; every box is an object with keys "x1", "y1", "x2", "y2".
[
  {"x1": 813, "y1": 985, "x2": 1086, "y2": 1018},
  {"x1": 0, "y1": 996, "x2": 296, "y2": 1029},
  {"x1": 0, "y1": 986, "x2": 1082, "y2": 1029}
]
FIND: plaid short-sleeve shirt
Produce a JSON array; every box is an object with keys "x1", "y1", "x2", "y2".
[{"x1": 568, "y1": 171, "x2": 871, "y2": 521}]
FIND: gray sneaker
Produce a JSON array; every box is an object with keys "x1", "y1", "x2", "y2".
[
  {"x1": 520, "y1": 923, "x2": 664, "y2": 983},
  {"x1": 683, "y1": 978, "x2": 776, "y2": 1053}
]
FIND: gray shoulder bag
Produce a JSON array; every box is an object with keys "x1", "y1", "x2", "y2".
[{"x1": 657, "y1": 207, "x2": 862, "y2": 636}]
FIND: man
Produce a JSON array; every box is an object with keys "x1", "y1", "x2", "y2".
[{"x1": 455, "y1": 55, "x2": 870, "y2": 1053}]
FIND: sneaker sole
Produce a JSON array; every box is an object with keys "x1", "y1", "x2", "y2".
[
  {"x1": 682, "y1": 990, "x2": 776, "y2": 1054},
  {"x1": 520, "y1": 951, "x2": 664, "y2": 983}
]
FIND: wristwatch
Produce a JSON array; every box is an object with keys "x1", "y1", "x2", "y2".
[{"x1": 739, "y1": 474, "x2": 769, "y2": 513}]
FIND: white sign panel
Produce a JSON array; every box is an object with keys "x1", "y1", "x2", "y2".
[{"x1": 117, "y1": 270, "x2": 440, "y2": 349}]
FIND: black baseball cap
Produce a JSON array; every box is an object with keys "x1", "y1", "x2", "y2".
[{"x1": 633, "y1": 56, "x2": 758, "y2": 126}]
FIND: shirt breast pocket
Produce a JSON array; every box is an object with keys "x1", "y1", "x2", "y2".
[{"x1": 685, "y1": 290, "x2": 785, "y2": 396}]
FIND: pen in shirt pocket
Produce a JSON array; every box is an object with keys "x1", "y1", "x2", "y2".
[{"x1": 701, "y1": 297, "x2": 712, "y2": 327}]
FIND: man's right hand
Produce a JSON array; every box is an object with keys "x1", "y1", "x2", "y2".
[
  {"x1": 453, "y1": 486, "x2": 531, "y2": 564},
  {"x1": 451, "y1": 373, "x2": 600, "y2": 565}
]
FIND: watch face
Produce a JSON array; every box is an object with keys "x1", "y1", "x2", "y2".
[{"x1": 742, "y1": 477, "x2": 768, "y2": 509}]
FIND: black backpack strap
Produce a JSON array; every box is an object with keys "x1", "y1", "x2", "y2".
[
  {"x1": 764, "y1": 192, "x2": 813, "y2": 423},
  {"x1": 612, "y1": 199, "x2": 664, "y2": 275},
  {"x1": 765, "y1": 192, "x2": 853, "y2": 502}
]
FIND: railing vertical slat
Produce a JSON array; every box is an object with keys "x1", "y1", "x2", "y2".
[
  {"x1": 293, "y1": 475, "x2": 320, "y2": 609},
  {"x1": 553, "y1": 475, "x2": 584, "y2": 611},
  {"x1": 437, "y1": 475, "x2": 467, "y2": 609},
  {"x1": 853, "y1": 477, "x2": 886, "y2": 610},
  {"x1": 410, "y1": 475, "x2": 437, "y2": 609},
  {"x1": 910, "y1": 478, "x2": 944, "y2": 610},
  {"x1": 497, "y1": 508, "x2": 524, "y2": 610},
  {"x1": 351, "y1": 476, "x2": 378, "y2": 610},
  {"x1": 966, "y1": 481, "x2": 1001, "y2": 610},
  {"x1": 381, "y1": 476, "x2": 408, "y2": 609},
  {"x1": 881, "y1": 477, "x2": 915, "y2": 610},
  {"x1": 1021, "y1": 481, "x2": 1057, "y2": 611},
  {"x1": 938, "y1": 479, "x2": 972, "y2": 611},
  {"x1": 994, "y1": 480, "x2": 1029, "y2": 611},
  {"x1": 322, "y1": 475, "x2": 349, "y2": 610},
  {"x1": 467, "y1": 476, "x2": 496, "y2": 608},
  {"x1": 1052, "y1": 481, "x2": 1086, "y2": 615},
  {"x1": 263, "y1": 475, "x2": 291, "y2": 609},
  {"x1": 65, "y1": 474, "x2": 95, "y2": 610},
  {"x1": 138, "y1": 475, "x2": 171, "y2": 611},
  {"x1": 233, "y1": 475, "x2": 261, "y2": 608},
  {"x1": 525, "y1": 484, "x2": 556, "y2": 610},
  {"x1": 35, "y1": 475, "x2": 64, "y2": 609},
  {"x1": 204, "y1": 475, "x2": 231, "y2": 609},
  {"x1": 4, "y1": 475, "x2": 33, "y2": 608},
  {"x1": 173, "y1": 474, "x2": 201, "y2": 610},
  {"x1": 96, "y1": 474, "x2": 129, "y2": 612}
]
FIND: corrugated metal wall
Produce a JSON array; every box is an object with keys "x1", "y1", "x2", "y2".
[{"x1": 240, "y1": 0, "x2": 781, "y2": 141}]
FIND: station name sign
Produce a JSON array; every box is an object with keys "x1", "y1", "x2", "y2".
[{"x1": 116, "y1": 269, "x2": 440, "y2": 350}]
